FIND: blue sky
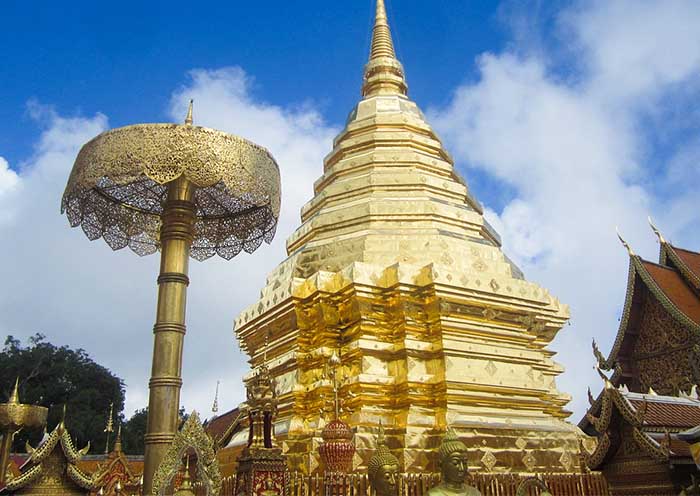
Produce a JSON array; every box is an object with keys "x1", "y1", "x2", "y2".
[
  {"x1": 2, "y1": 0, "x2": 506, "y2": 167},
  {"x1": 2, "y1": 0, "x2": 700, "y2": 426}
]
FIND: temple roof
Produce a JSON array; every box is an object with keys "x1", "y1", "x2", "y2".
[
  {"x1": 662, "y1": 242, "x2": 700, "y2": 291},
  {"x1": 624, "y1": 392, "x2": 700, "y2": 430},
  {"x1": 205, "y1": 408, "x2": 243, "y2": 448},
  {"x1": 582, "y1": 385, "x2": 700, "y2": 469},
  {"x1": 582, "y1": 228, "x2": 700, "y2": 438},
  {"x1": 642, "y1": 261, "x2": 700, "y2": 324},
  {"x1": 594, "y1": 238, "x2": 700, "y2": 372},
  {"x1": 2, "y1": 421, "x2": 97, "y2": 493}
]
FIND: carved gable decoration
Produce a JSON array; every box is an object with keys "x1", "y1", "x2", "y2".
[
  {"x1": 151, "y1": 412, "x2": 221, "y2": 496},
  {"x1": 3, "y1": 423, "x2": 97, "y2": 495}
]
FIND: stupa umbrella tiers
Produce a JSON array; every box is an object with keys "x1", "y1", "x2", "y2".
[
  {"x1": 0, "y1": 379, "x2": 49, "y2": 486},
  {"x1": 61, "y1": 102, "x2": 281, "y2": 494}
]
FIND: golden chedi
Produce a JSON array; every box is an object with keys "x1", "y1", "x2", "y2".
[
  {"x1": 427, "y1": 430, "x2": 480, "y2": 496},
  {"x1": 234, "y1": 0, "x2": 582, "y2": 474}
]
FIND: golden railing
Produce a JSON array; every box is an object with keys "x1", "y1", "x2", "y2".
[{"x1": 195, "y1": 472, "x2": 610, "y2": 496}]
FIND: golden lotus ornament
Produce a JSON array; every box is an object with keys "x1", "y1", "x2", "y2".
[{"x1": 61, "y1": 102, "x2": 281, "y2": 494}]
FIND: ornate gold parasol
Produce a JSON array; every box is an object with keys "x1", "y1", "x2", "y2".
[
  {"x1": 61, "y1": 102, "x2": 281, "y2": 494},
  {"x1": 0, "y1": 379, "x2": 48, "y2": 486}
]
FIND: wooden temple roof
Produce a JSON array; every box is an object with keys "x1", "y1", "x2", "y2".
[
  {"x1": 204, "y1": 407, "x2": 243, "y2": 447},
  {"x1": 581, "y1": 232, "x2": 700, "y2": 434},
  {"x1": 599, "y1": 254, "x2": 700, "y2": 371},
  {"x1": 641, "y1": 261, "x2": 700, "y2": 324},
  {"x1": 675, "y1": 248, "x2": 700, "y2": 280},
  {"x1": 625, "y1": 392, "x2": 700, "y2": 431},
  {"x1": 583, "y1": 385, "x2": 700, "y2": 469}
]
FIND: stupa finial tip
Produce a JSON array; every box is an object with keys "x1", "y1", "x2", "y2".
[{"x1": 185, "y1": 99, "x2": 194, "y2": 125}]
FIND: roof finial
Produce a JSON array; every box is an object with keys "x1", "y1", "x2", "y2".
[
  {"x1": 184, "y1": 99, "x2": 194, "y2": 125},
  {"x1": 362, "y1": 0, "x2": 408, "y2": 97},
  {"x1": 114, "y1": 423, "x2": 123, "y2": 453},
  {"x1": 9, "y1": 377, "x2": 20, "y2": 404},
  {"x1": 616, "y1": 227, "x2": 636, "y2": 257},
  {"x1": 212, "y1": 380, "x2": 220, "y2": 415},
  {"x1": 648, "y1": 216, "x2": 667, "y2": 244},
  {"x1": 596, "y1": 367, "x2": 614, "y2": 390}
]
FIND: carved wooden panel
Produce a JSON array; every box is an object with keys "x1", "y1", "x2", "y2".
[{"x1": 633, "y1": 296, "x2": 696, "y2": 394}]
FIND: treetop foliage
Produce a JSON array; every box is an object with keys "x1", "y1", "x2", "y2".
[{"x1": 0, "y1": 334, "x2": 127, "y2": 453}]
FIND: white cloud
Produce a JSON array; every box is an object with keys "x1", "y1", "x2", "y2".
[
  {"x1": 431, "y1": 0, "x2": 700, "y2": 419},
  {"x1": 0, "y1": 157, "x2": 20, "y2": 225},
  {"x1": 0, "y1": 69, "x2": 336, "y2": 419},
  {"x1": 5, "y1": 0, "x2": 700, "y2": 434}
]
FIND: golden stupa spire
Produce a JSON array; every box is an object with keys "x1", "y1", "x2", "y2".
[
  {"x1": 362, "y1": 0, "x2": 408, "y2": 97},
  {"x1": 370, "y1": 0, "x2": 396, "y2": 59}
]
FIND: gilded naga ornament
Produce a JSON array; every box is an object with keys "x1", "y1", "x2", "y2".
[{"x1": 427, "y1": 430, "x2": 481, "y2": 496}]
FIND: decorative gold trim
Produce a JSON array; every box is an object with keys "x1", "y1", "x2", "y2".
[
  {"x1": 586, "y1": 433, "x2": 610, "y2": 469},
  {"x1": 632, "y1": 427, "x2": 669, "y2": 462},
  {"x1": 664, "y1": 243, "x2": 700, "y2": 290},
  {"x1": 601, "y1": 258, "x2": 638, "y2": 370},
  {"x1": 633, "y1": 255, "x2": 700, "y2": 333},
  {"x1": 151, "y1": 411, "x2": 222, "y2": 496}
]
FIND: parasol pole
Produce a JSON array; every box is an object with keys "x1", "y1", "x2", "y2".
[{"x1": 143, "y1": 172, "x2": 196, "y2": 494}]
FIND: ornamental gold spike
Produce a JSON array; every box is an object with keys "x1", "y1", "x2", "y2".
[
  {"x1": 9, "y1": 378, "x2": 19, "y2": 404},
  {"x1": 362, "y1": 0, "x2": 407, "y2": 97},
  {"x1": 185, "y1": 99, "x2": 194, "y2": 125},
  {"x1": 648, "y1": 216, "x2": 667, "y2": 244},
  {"x1": 616, "y1": 227, "x2": 636, "y2": 257}
]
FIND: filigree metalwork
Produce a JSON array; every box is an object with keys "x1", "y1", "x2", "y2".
[
  {"x1": 151, "y1": 412, "x2": 221, "y2": 496},
  {"x1": 62, "y1": 123, "x2": 280, "y2": 260}
]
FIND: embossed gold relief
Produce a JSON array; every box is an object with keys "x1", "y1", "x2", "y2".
[
  {"x1": 151, "y1": 412, "x2": 221, "y2": 496},
  {"x1": 233, "y1": 0, "x2": 585, "y2": 476}
]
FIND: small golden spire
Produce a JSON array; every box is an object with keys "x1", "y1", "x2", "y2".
[
  {"x1": 60, "y1": 404, "x2": 67, "y2": 428},
  {"x1": 616, "y1": 227, "x2": 636, "y2": 257},
  {"x1": 212, "y1": 380, "x2": 220, "y2": 415},
  {"x1": 328, "y1": 351, "x2": 342, "y2": 419},
  {"x1": 362, "y1": 0, "x2": 408, "y2": 97},
  {"x1": 648, "y1": 216, "x2": 667, "y2": 244},
  {"x1": 114, "y1": 424, "x2": 123, "y2": 453},
  {"x1": 184, "y1": 100, "x2": 194, "y2": 125},
  {"x1": 104, "y1": 401, "x2": 114, "y2": 454},
  {"x1": 9, "y1": 377, "x2": 20, "y2": 404}
]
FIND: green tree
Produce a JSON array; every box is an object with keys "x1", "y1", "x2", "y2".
[
  {"x1": 0, "y1": 334, "x2": 125, "y2": 453},
  {"x1": 121, "y1": 408, "x2": 147, "y2": 455},
  {"x1": 120, "y1": 407, "x2": 189, "y2": 455}
]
